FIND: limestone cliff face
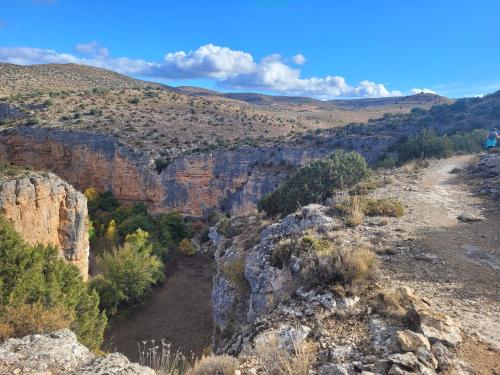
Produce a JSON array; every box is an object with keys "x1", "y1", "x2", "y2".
[
  {"x1": 0, "y1": 125, "x2": 395, "y2": 217},
  {"x1": 0, "y1": 171, "x2": 90, "y2": 279}
]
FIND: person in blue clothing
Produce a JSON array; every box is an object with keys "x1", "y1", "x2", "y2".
[{"x1": 486, "y1": 128, "x2": 499, "y2": 149}]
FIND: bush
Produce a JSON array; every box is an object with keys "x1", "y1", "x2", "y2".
[
  {"x1": 90, "y1": 229, "x2": 164, "y2": 314},
  {"x1": 258, "y1": 150, "x2": 370, "y2": 216},
  {"x1": 0, "y1": 303, "x2": 72, "y2": 340},
  {"x1": 0, "y1": 217, "x2": 106, "y2": 349},
  {"x1": 396, "y1": 129, "x2": 454, "y2": 162},
  {"x1": 296, "y1": 234, "x2": 377, "y2": 287},
  {"x1": 177, "y1": 238, "x2": 197, "y2": 256}
]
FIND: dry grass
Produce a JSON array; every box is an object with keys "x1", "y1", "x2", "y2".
[
  {"x1": 221, "y1": 255, "x2": 249, "y2": 291},
  {"x1": 334, "y1": 247, "x2": 377, "y2": 286},
  {"x1": 336, "y1": 196, "x2": 404, "y2": 220},
  {"x1": 361, "y1": 198, "x2": 404, "y2": 217},
  {"x1": 0, "y1": 303, "x2": 73, "y2": 340},
  {"x1": 401, "y1": 158, "x2": 430, "y2": 172},
  {"x1": 138, "y1": 339, "x2": 191, "y2": 375},
  {"x1": 254, "y1": 334, "x2": 317, "y2": 375},
  {"x1": 188, "y1": 355, "x2": 239, "y2": 375}
]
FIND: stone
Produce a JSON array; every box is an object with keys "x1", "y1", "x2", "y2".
[
  {"x1": 388, "y1": 352, "x2": 420, "y2": 371},
  {"x1": 275, "y1": 324, "x2": 311, "y2": 352},
  {"x1": 414, "y1": 347, "x2": 438, "y2": 370},
  {"x1": 396, "y1": 287, "x2": 461, "y2": 347},
  {"x1": 431, "y1": 342, "x2": 454, "y2": 372},
  {"x1": 318, "y1": 364, "x2": 351, "y2": 375},
  {"x1": 69, "y1": 353, "x2": 155, "y2": 375},
  {"x1": 396, "y1": 330, "x2": 431, "y2": 352},
  {"x1": 388, "y1": 364, "x2": 414, "y2": 375},
  {"x1": 418, "y1": 309, "x2": 461, "y2": 347},
  {"x1": 0, "y1": 172, "x2": 90, "y2": 279},
  {"x1": 0, "y1": 329, "x2": 155, "y2": 374},
  {"x1": 457, "y1": 214, "x2": 484, "y2": 223}
]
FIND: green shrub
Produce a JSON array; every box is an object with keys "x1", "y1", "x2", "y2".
[
  {"x1": 396, "y1": 129, "x2": 454, "y2": 162},
  {"x1": 0, "y1": 217, "x2": 106, "y2": 349},
  {"x1": 258, "y1": 150, "x2": 370, "y2": 216},
  {"x1": 90, "y1": 229, "x2": 164, "y2": 314}
]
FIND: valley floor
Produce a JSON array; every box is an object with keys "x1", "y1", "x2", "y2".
[
  {"x1": 103, "y1": 252, "x2": 214, "y2": 362},
  {"x1": 373, "y1": 155, "x2": 499, "y2": 373}
]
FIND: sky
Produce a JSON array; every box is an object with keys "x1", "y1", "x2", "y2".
[{"x1": 0, "y1": 0, "x2": 499, "y2": 99}]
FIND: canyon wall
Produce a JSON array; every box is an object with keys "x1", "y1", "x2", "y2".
[
  {"x1": 0, "y1": 126, "x2": 392, "y2": 217},
  {"x1": 0, "y1": 171, "x2": 90, "y2": 279}
]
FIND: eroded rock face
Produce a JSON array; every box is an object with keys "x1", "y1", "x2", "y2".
[
  {"x1": 0, "y1": 329, "x2": 155, "y2": 375},
  {"x1": 0, "y1": 172, "x2": 89, "y2": 279},
  {"x1": 0, "y1": 126, "x2": 390, "y2": 217}
]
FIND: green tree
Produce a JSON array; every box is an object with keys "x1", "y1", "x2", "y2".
[
  {"x1": 0, "y1": 217, "x2": 106, "y2": 349},
  {"x1": 90, "y1": 229, "x2": 164, "y2": 314}
]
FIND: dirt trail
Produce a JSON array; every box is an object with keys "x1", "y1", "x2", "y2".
[
  {"x1": 104, "y1": 253, "x2": 214, "y2": 362},
  {"x1": 375, "y1": 155, "x2": 499, "y2": 370}
]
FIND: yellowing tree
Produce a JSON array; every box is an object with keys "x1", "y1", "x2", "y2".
[
  {"x1": 104, "y1": 220, "x2": 117, "y2": 242},
  {"x1": 84, "y1": 187, "x2": 99, "y2": 202}
]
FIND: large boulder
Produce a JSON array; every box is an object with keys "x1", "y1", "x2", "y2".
[
  {"x1": 0, "y1": 329, "x2": 155, "y2": 375},
  {"x1": 396, "y1": 287, "x2": 461, "y2": 347}
]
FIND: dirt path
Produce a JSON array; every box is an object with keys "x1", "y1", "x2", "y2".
[
  {"x1": 374, "y1": 155, "x2": 499, "y2": 371},
  {"x1": 104, "y1": 253, "x2": 214, "y2": 362}
]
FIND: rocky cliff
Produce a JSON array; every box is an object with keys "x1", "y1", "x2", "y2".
[
  {"x1": 0, "y1": 170, "x2": 90, "y2": 279},
  {"x1": 0, "y1": 126, "x2": 391, "y2": 217}
]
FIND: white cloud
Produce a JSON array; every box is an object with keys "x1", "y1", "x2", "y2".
[
  {"x1": 153, "y1": 44, "x2": 256, "y2": 79},
  {"x1": 0, "y1": 43, "x2": 403, "y2": 99},
  {"x1": 0, "y1": 20, "x2": 6, "y2": 29},
  {"x1": 220, "y1": 55, "x2": 401, "y2": 98},
  {"x1": 292, "y1": 54, "x2": 306, "y2": 65},
  {"x1": 75, "y1": 41, "x2": 109, "y2": 57},
  {"x1": 410, "y1": 88, "x2": 437, "y2": 95}
]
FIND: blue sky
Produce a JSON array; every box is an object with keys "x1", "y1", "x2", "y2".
[{"x1": 0, "y1": 0, "x2": 499, "y2": 99}]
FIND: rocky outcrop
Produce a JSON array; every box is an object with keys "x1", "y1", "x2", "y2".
[
  {"x1": 0, "y1": 171, "x2": 89, "y2": 279},
  {"x1": 0, "y1": 329, "x2": 155, "y2": 375},
  {"x1": 0, "y1": 126, "x2": 393, "y2": 217}
]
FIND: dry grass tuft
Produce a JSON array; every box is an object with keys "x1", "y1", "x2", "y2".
[
  {"x1": 188, "y1": 355, "x2": 239, "y2": 375},
  {"x1": 254, "y1": 334, "x2": 317, "y2": 375},
  {"x1": 221, "y1": 255, "x2": 249, "y2": 291}
]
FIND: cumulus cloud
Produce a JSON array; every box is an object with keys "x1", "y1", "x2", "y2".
[
  {"x1": 410, "y1": 88, "x2": 437, "y2": 95},
  {"x1": 292, "y1": 54, "x2": 306, "y2": 65},
  {"x1": 220, "y1": 55, "x2": 401, "y2": 98},
  {"x1": 152, "y1": 44, "x2": 256, "y2": 79},
  {"x1": 0, "y1": 43, "x2": 403, "y2": 99},
  {"x1": 75, "y1": 41, "x2": 109, "y2": 57},
  {"x1": 0, "y1": 20, "x2": 5, "y2": 29}
]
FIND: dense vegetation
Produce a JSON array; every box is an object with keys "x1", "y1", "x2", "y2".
[
  {"x1": 0, "y1": 217, "x2": 106, "y2": 349},
  {"x1": 258, "y1": 150, "x2": 370, "y2": 216},
  {"x1": 85, "y1": 189, "x2": 194, "y2": 315}
]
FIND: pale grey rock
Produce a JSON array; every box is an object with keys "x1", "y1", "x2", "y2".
[
  {"x1": 396, "y1": 330, "x2": 431, "y2": 352},
  {"x1": 0, "y1": 330, "x2": 91, "y2": 374},
  {"x1": 0, "y1": 330, "x2": 155, "y2": 375},
  {"x1": 69, "y1": 353, "x2": 155, "y2": 375},
  {"x1": 318, "y1": 364, "x2": 351, "y2": 375}
]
